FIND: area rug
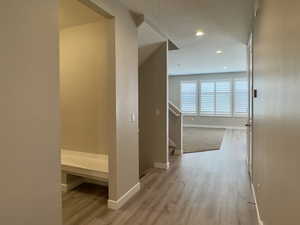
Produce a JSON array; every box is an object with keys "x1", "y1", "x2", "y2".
[{"x1": 183, "y1": 127, "x2": 225, "y2": 153}]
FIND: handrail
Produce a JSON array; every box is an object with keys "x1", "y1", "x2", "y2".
[
  {"x1": 169, "y1": 101, "x2": 181, "y2": 112},
  {"x1": 168, "y1": 101, "x2": 183, "y2": 155},
  {"x1": 168, "y1": 102, "x2": 182, "y2": 117},
  {"x1": 169, "y1": 108, "x2": 180, "y2": 117}
]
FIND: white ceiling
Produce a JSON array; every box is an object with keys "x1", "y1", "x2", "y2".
[{"x1": 120, "y1": 0, "x2": 254, "y2": 75}]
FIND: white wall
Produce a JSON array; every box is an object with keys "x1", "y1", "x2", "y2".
[
  {"x1": 169, "y1": 72, "x2": 248, "y2": 128},
  {"x1": 253, "y1": 1, "x2": 300, "y2": 224},
  {"x1": 92, "y1": 0, "x2": 140, "y2": 201}
]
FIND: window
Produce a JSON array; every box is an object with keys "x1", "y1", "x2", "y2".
[
  {"x1": 216, "y1": 81, "x2": 232, "y2": 115},
  {"x1": 180, "y1": 81, "x2": 197, "y2": 114},
  {"x1": 234, "y1": 79, "x2": 248, "y2": 116},
  {"x1": 180, "y1": 78, "x2": 248, "y2": 117},
  {"x1": 200, "y1": 80, "x2": 232, "y2": 116},
  {"x1": 200, "y1": 82, "x2": 215, "y2": 114}
]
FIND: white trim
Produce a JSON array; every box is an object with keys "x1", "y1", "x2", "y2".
[
  {"x1": 108, "y1": 182, "x2": 141, "y2": 210},
  {"x1": 184, "y1": 124, "x2": 246, "y2": 130},
  {"x1": 154, "y1": 162, "x2": 170, "y2": 170},
  {"x1": 251, "y1": 184, "x2": 264, "y2": 225}
]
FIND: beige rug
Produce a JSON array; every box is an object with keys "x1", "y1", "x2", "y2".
[{"x1": 183, "y1": 127, "x2": 225, "y2": 153}]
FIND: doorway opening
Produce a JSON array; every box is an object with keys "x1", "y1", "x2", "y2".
[
  {"x1": 59, "y1": 0, "x2": 115, "y2": 223},
  {"x1": 168, "y1": 72, "x2": 250, "y2": 154}
]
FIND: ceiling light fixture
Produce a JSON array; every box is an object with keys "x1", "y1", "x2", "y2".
[
  {"x1": 224, "y1": 66, "x2": 228, "y2": 69},
  {"x1": 216, "y1": 50, "x2": 223, "y2": 54},
  {"x1": 196, "y1": 30, "x2": 205, "y2": 36}
]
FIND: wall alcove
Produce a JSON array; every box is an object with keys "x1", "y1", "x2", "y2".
[{"x1": 59, "y1": 0, "x2": 115, "y2": 199}]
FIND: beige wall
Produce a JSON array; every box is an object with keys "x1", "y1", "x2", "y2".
[
  {"x1": 253, "y1": 1, "x2": 300, "y2": 225},
  {"x1": 139, "y1": 42, "x2": 169, "y2": 174},
  {"x1": 60, "y1": 0, "x2": 139, "y2": 202},
  {"x1": 92, "y1": 0, "x2": 140, "y2": 200},
  {"x1": 0, "y1": 1, "x2": 139, "y2": 223},
  {"x1": 60, "y1": 19, "x2": 115, "y2": 155},
  {"x1": 0, "y1": 1, "x2": 61, "y2": 225},
  {"x1": 169, "y1": 72, "x2": 248, "y2": 128}
]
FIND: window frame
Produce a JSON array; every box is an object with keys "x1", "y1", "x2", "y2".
[
  {"x1": 179, "y1": 78, "x2": 248, "y2": 118},
  {"x1": 199, "y1": 79, "x2": 234, "y2": 117}
]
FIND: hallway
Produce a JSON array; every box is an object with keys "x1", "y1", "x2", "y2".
[{"x1": 63, "y1": 129, "x2": 257, "y2": 225}]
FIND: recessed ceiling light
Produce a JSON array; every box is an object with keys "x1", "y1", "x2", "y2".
[
  {"x1": 224, "y1": 66, "x2": 228, "y2": 69},
  {"x1": 216, "y1": 50, "x2": 223, "y2": 54},
  {"x1": 196, "y1": 30, "x2": 205, "y2": 36}
]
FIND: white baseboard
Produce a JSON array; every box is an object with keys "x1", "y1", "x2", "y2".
[
  {"x1": 184, "y1": 124, "x2": 246, "y2": 130},
  {"x1": 251, "y1": 183, "x2": 264, "y2": 225},
  {"x1": 154, "y1": 162, "x2": 170, "y2": 170},
  {"x1": 108, "y1": 182, "x2": 141, "y2": 210}
]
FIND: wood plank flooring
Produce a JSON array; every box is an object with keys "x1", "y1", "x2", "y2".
[{"x1": 62, "y1": 129, "x2": 257, "y2": 225}]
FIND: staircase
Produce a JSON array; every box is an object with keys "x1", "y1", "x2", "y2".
[
  {"x1": 169, "y1": 138, "x2": 177, "y2": 155},
  {"x1": 168, "y1": 102, "x2": 183, "y2": 155}
]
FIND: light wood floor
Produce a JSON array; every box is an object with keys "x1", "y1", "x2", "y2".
[{"x1": 63, "y1": 129, "x2": 257, "y2": 225}]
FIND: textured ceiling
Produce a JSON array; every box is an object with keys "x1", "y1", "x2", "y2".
[{"x1": 120, "y1": 0, "x2": 254, "y2": 75}]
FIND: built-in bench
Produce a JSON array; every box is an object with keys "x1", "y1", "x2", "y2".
[{"x1": 61, "y1": 149, "x2": 108, "y2": 191}]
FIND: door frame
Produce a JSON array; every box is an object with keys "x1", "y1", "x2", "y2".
[{"x1": 247, "y1": 32, "x2": 254, "y2": 180}]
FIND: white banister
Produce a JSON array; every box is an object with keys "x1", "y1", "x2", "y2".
[{"x1": 168, "y1": 102, "x2": 183, "y2": 155}]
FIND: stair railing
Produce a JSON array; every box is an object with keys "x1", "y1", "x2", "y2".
[{"x1": 168, "y1": 102, "x2": 183, "y2": 155}]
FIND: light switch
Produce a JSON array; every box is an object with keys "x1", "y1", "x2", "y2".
[{"x1": 130, "y1": 112, "x2": 136, "y2": 122}]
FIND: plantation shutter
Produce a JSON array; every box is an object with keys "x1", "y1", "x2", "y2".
[
  {"x1": 180, "y1": 81, "x2": 197, "y2": 113},
  {"x1": 234, "y1": 79, "x2": 249, "y2": 115}
]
